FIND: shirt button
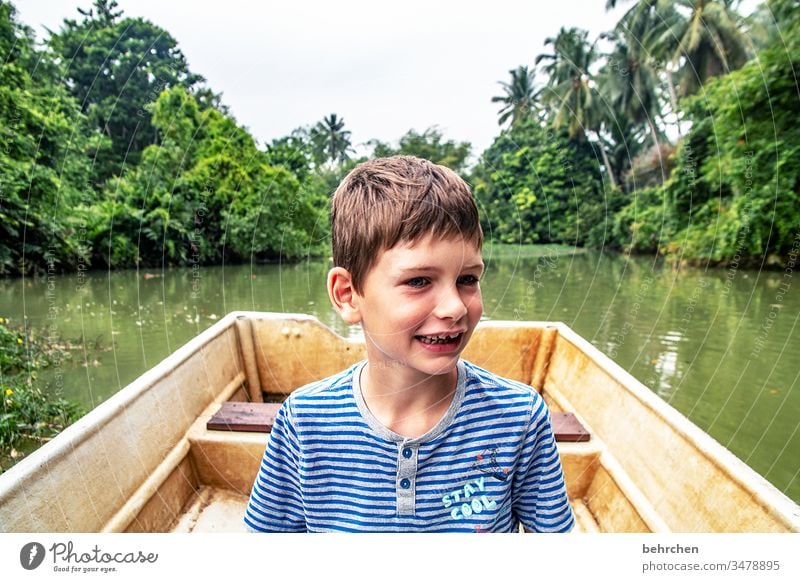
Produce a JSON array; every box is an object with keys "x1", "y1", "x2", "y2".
[
  {"x1": 402, "y1": 447, "x2": 412, "y2": 459},
  {"x1": 400, "y1": 478, "x2": 411, "y2": 489}
]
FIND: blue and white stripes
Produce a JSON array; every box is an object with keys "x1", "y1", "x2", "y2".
[{"x1": 244, "y1": 359, "x2": 574, "y2": 533}]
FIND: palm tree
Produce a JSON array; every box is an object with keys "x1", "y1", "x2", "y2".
[
  {"x1": 309, "y1": 113, "x2": 354, "y2": 168},
  {"x1": 661, "y1": 0, "x2": 750, "y2": 96},
  {"x1": 536, "y1": 27, "x2": 598, "y2": 140},
  {"x1": 612, "y1": 0, "x2": 750, "y2": 98},
  {"x1": 607, "y1": 0, "x2": 684, "y2": 133},
  {"x1": 606, "y1": 113, "x2": 650, "y2": 190},
  {"x1": 536, "y1": 28, "x2": 619, "y2": 188},
  {"x1": 598, "y1": 33, "x2": 663, "y2": 149},
  {"x1": 491, "y1": 65, "x2": 539, "y2": 127}
]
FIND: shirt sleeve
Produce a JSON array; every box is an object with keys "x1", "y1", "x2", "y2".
[
  {"x1": 243, "y1": 400, "x2": 306, "y2": 532},
  {"x1": 511, "y1": 395, "x2": 574, "y2": 532}
]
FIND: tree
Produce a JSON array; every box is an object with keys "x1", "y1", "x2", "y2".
[
  {"x1": 604, "y1": 113, "x2": 651, "y2": 190},
  {"x1": 85, "y1": 87, "x2": 327, "y2": 268},
  {"x1": 471, "y1": 118, "x2": 616, "y2": 247},
  {"x1": 606, "y1": 0, "x2": 684, "y2": 133},
  {"x1": 309, "y1": 113, "x2": 354, "y2": 168},
  {"x1": 536, "y1": 27, "x2": 622, "y2": 188},
  {"x1": 648, "y1": 0, "x2": 750, "y2": 97},
  {"x1": 491, "y1": 65, "x2": 539, "y2": 128},
  {"x1": 606, "y1": 0, "x2": 749, "y2": 98},
  {"x1": 596, "y1": 35, "x2": 666, "y2": 186},
  {"x1": 606, "y1": 0, "x2": 751, "y2": 131},
  {"x1": 265, "y1": 134, "x2": 313, "y2": 182},
  {"x1": 601, "y1": 24, "x2": 663, "y2": 148},
  {"x1": 49, "y1": 0, "x2": 209, "y2": 182},
  {"x1": 370, "y1": 127, "x2": 471, "y2": 173},
  {"x1": 609, "y1": 0, "x2": 800, "y2": 265},
  {"x1": 536, "y1": 27, "x2": 599, "y2": 140},
  {"x1": 740, "y1": 2, "x2": 778, "y2": 54},
  {"x1": 0, "y1": 1, "x2": 96, "y2": 275}
]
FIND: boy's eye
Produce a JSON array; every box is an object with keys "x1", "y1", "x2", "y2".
[
  {"x1": 406, "y1": 277, "x2": 429, "y2": 288},
  {"x1": 458, "y1": 275, "x2": 480, "y2": 286}
]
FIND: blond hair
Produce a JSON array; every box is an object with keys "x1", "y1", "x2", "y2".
[{"x1": 331, "y1": 155, "x2": 482, "y2": 293}]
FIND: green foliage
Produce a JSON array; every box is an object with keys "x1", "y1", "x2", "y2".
[
  {"x1": 265, "y1": 135, "x2": 314, "y2": 182},
  {"x1": 0, "y1": 318, "x2": 27, "y2": 374},
  {"x1": 308, "y1": 114, "x2": 354, "y2": 168},
  {"x1": 536, "y1": 27, "x2": 598, "y2": 140},
  {"x1": 0, "y1": 2, "x2": 96, "y2": 275},
  {"x1": 0, "y1": 317, "x2": 81, "y2": 456},
  {"x1": 597, "y1": 30, "x2": 662, "y2": 148},
  {"x1": 654, "y1": 0, "x2": 751, "y2": 97},
  {"x1": 84, "y1": 87, "x2": 328, "y2": 268},
  {"x1": 370, "y1": 127, "x2": 472, "y2": 173},
  {"x1": 491, "y1": 66, "x2": 540, "y2": 128},
  {"x1": 226, "y1": 166, "x2": 320, "y2": 260},
  {"x1": 472, "y1": 119, "x2": 621, "y2": 247},
  {"x1": 2, "y1": 0, "x2": 794, "y2": 277},
  {"x1": 49, "y1": 0, "x2": 209, "y2": 183},
  {"x1": 610, "y1": 186, "x2": 669, "y2": 253},
  {"x1": 610, "y1": 0, "x2": 800, "y2": 265},
  {"x1": 2, "y1": 1, "x2": 327, "y2": 275}
]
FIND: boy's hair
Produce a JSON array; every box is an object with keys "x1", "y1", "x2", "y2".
[{"x1": 331, "y1": 155, "x2": 483, "y2": 294}]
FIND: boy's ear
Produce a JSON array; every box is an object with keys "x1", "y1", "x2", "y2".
[{"x1": 327, "y1": 267, "x2": 362, "y2": 325}]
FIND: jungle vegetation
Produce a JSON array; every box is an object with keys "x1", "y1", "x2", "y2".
[{"x1": 1, "y1": 0, "x2": 798, "y2": 276}]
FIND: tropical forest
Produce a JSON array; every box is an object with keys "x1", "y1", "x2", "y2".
[{"x1": 2, "y1": 0, "x2": 798, "y2": 276}]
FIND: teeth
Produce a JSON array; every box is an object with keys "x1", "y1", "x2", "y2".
[{"x1": 417, "y1": 333, "x2": 461, "y2": 344}]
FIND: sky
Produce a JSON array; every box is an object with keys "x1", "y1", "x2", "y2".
[{"x1": 13, "y1": 0, "x2": 633, "y2": 157}]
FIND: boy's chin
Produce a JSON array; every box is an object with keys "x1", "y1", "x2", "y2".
[{"x1": 412, "y1": 354, "x2": 462, "y2": 375}]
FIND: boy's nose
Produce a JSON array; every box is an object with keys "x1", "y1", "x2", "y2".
[{"x1": 433, "y1": 286, "x2": 469, "y2": 320}]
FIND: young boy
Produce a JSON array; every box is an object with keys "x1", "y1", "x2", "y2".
[{"x1": 244, "y1": 156, "x2": 574, "y2": 533}]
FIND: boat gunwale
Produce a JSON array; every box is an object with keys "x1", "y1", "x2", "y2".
[
  {"x1": 0, "y1": 311, "x2": 239, "y2": 498},
  {"x1": 0, "y1": 311, "x2": 351, "y2": 496},
  {"x1": 551, "y1": 322, "x2": 800, "y2": 530},
  {"x1": 1, "y1": 312, "x2": 797, "y2": 532}
]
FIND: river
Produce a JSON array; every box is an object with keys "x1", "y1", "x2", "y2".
[{"x1": 1, "y1": 245, "x2": 797, "y2": 503}]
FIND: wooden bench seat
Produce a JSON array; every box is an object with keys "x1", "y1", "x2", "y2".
[
  {"x1": 206, "y1": 402, "x2": 282, "y2": 432},
  {"x1": 551, "y1": 411, "x2": 591, "y2": 442},
  {"x1": 207, "y1": 402, "x2": 590, "y2": 442}
]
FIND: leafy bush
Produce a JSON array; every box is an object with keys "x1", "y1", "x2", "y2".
[
  {"x1": 471, "y1": 119, "x2": 617, "y2": 247},
  {"x1": 0, "y1": 3, "x2": 97, "y2": 276},
  {"x1": 0, "y1": 318, "x2": 81, "y2": 458},
  {"x1": 610, "y1": 0, "x2": 800, "y2": 266},
  {"x1": 86, "y1": 87, "x2": 328, "y2": 268}
]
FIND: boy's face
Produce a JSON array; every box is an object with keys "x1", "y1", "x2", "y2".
[{"x1": 346, "y1": 233, "x2": 484, "y2": 380}]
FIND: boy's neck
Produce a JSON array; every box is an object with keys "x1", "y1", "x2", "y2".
[{"x1": 359, "y1": 362, "x2": 458, "y2": 439}]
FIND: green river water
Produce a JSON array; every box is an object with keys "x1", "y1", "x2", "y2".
[{"x1": 1, "y1": 245, "x2": 798, "y2": 503}]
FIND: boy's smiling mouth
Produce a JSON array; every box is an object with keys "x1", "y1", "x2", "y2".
[{"x1": 414, "y1": 332, "x2": 464, "y2": 346}]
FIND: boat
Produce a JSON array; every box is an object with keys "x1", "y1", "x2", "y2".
[{"x1": 0, "y1": 312, "x2": 798, "y2": 533}]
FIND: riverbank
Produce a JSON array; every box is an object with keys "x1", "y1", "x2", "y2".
[{"x1": 0, "y1": 319, "x2": 82, "y2": 472}]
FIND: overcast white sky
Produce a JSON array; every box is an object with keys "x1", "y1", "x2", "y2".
[{"x1": 14, "y1": 1, "x2": 634, "y2": 156}]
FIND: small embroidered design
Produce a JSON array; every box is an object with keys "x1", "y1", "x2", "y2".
[{"x1": 473, "y1": 447, "x2": 508, "y2": 481}]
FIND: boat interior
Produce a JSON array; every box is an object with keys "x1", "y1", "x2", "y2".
[{"x1": 1, "y1": 312, "x2": 797, "y2": 533}]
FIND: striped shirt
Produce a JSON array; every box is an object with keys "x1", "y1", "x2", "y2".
[{"x1": 244, "y1": 359, "x2": 574, "y2": 533}]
